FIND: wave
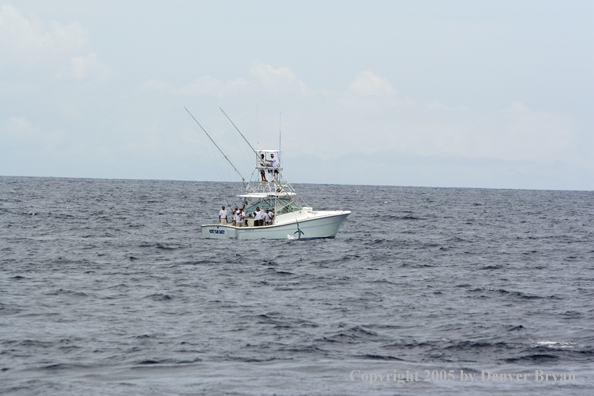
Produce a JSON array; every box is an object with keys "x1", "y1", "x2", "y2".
[
  {"x1": 44, "y1": 289, "x2": 88, "y2": 297},
  {"x1": 504, "y1": 354, "x2": 560, "y2": 363},
  {"x1": 356, "y1": 354, "x2": 404, "y2": 361},
  {"x1": 317, "y1": 326, "x2": 380, "y2": 344},
  {"x1": 144, "y1": 294, "x2": 173, "y2": 301},
  {"x1": 467, "y1": 287, "x2": 562, "y2": 300}
]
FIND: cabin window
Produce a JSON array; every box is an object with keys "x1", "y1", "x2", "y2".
[{"x1": 244, "y1": 198, "x2": 300, "y2": 215}]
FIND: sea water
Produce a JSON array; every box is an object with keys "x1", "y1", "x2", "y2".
[{"x1": 0, "y1": 176, "x2": 593, "y2": 395}]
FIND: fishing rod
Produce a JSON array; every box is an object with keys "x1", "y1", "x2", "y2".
[
  {"x1": 184, "y1": 106, "x2": 245, "y2": 183},
  {"x1": 219, "y1": 107, "x2": 258, "y2": 156}
]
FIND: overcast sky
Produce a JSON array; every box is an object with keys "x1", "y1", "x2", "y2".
[{"x1": 1, "y1": 1, "x2": 592, "y2": 190}]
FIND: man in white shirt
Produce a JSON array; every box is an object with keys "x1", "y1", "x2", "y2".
[
  {"x1": 254, "y1": 207, "x2": 265, "y2": 226},
  {"x1": 266, "y1": 154, "x2": 279, "y2": 181},
  {"x1": 231, "y1": 206, "x2": 238, "y2": 225},
  {"x1": 252, "y1": 207, "x2": 259, "y2": 226},
  {"x1": 234, "y1": 207, "x2": 242, "y2": 227},
  {"x1": 240, "y1": 208, "x2": 246, "y2": 227},
  {"x1": 219, "y1": 206, "x2": 227, "y2": 225},
  {"x1": 264, "y1": 209, "x2": 274, "y2": 226},
  {"x1": 259, "y1": 154, "x2": 267, "y2": 182},
  {"x1": 267, "y1": 154, "x2": 278, "y2": 168}
]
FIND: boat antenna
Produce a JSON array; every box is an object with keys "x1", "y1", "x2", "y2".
[
  {"x1": 184, "y1": 106, "x2": 245, "y2": 183},
  {"x1": 279, "y1": 112, "x2": 281, "y2": 165},
  {"x1": 219, "y1": 107, "x2": 257, "y2": 155}
]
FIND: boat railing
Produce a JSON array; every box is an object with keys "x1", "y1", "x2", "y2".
[{"x1": 255, "y1": 163, "x2": 282, "y2": 171}]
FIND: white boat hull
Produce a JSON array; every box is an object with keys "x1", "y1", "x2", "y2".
[{"x1": 202, "y1": 210, "x2": 350, "y2": 240}]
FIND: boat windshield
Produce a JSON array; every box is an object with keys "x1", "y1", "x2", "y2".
[
  {"x1": 245, "y1": 198, "x2": 301, "y2": 216},
  {"x1": 276, "y1": 201, "x2": 301, "y2": 215}
]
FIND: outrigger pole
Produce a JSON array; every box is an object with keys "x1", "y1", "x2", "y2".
[
  {"x1": 184, "y1": 106, "x2": 245, "y2": 183},
  {"x1": 219, "y1": 107, "x2": 258, "y2": 156}
]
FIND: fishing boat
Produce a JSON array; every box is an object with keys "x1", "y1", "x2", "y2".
[{"x1": 186, "y1": 107, "x2": 350, "y2": 240}]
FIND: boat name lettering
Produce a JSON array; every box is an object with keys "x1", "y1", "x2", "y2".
[{"x1": 209, "y1": 229, "x2": 225, "y2": 234}]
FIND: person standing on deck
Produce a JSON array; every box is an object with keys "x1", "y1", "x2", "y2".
[
  {"x1": 264, "y1": 209, "x2": 274, "y2": 226},
  {"x1": 240, "y1": 208, "x2": 246, "y2": 227},
  {"x1": 253, "y1": 207, "x2": 260, "y2": 226},
  {"x1": 219, "y1": 206, "x2": 227, "y2": 225},
  {"x1": 234, "y1": 207, "x2": 242, "y2": 227},
  {"x1": 266, "y1": 154, "x2": 279, "y2": 180},
  {"x1": 254, "y1": 207, "x2": 265, "y2": 226},
  {"x1": 259, "y1": 154, "x2": 268, "y2": 182},
  {"x1": 231, "y1": 206, "x2": 238, "y2": 225}
]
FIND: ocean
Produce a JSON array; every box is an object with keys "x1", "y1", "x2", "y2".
[{"x1": 1, "y1": 176, "x2": 593, "y2": 395}]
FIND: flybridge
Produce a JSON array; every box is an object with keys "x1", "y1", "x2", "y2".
[
  {"x1": 185, "y1": 106, "x2": 298, "y2": 201},
  {"x1": 237, "y1": 193, "x2": 297, "y2": 198}
]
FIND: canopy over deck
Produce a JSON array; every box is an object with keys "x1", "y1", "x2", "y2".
[{"x1": 237, "y1": 192, "x2": 296, "y2": 198}]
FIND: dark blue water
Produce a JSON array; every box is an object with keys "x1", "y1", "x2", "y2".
[{"x1": 1, "y1": 176, "x2": 593, "y2": 395}]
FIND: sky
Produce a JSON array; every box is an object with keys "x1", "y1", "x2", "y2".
[{"x1": 1, "y1": 0, "x2": 593, "y2": 190}]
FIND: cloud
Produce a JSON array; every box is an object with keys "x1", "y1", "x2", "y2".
[
  {"x1": 1, "y1": 116, "x2": 39, "y2": 141},
  {"x1": 137, "y1": 63, "x2": 587, "y2": 170},
  {"x1": 249, "y1": 61, "x2": 311, "y2": 95},
  {"x1": 140, "y1": 78, "x2": 173, "y2": 92},
  {"x1": 175, "y1": 76, "x2": 249, "y2": 97},
  {"x1": 379, "y1": 100, "x2": 580, "y2": 167},
  {"x1": 340, "y1": 71, "x2": 415, "y2": 110},
  {"x1": 349, "y1": 71, "x2": 395, "y2": 97},
  {"x1": 0, "y1": 116, "x2": 65, "y2": 151},
  {"x1": 152, "y1": 61, "x2": 311, "y2": 98},
  {"x1": 498, "y1": 101, "x2": 576, "y2": 163},
  {"x1": 0, "y1": 5, "x2": 88, "y2": 64},
  {"x1": 426, "y1": 101, "x2": 469, "y2": 111},
  {"x1": 0, "y1": 5, "x2": 114, "y2": 85},
  {"x1": 56, "y1": 53, "x2": 115, "y2": 83}
]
